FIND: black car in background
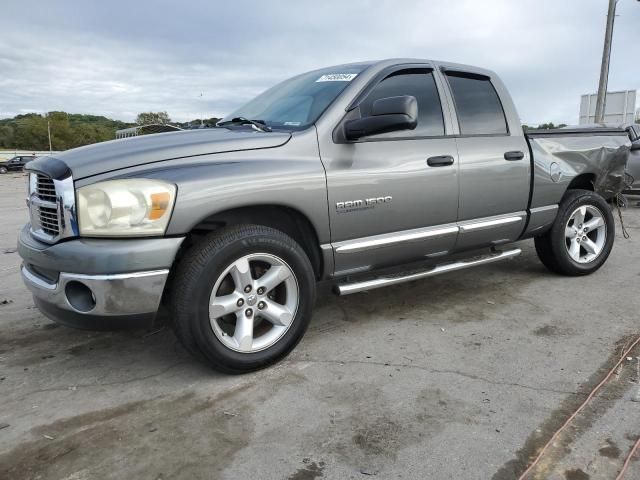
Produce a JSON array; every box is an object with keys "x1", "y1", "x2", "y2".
[{"x1": 0, "y1": 155, "x2": 35, "y2": 174}]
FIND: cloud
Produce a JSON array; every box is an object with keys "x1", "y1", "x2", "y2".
[{"x1": 0, "y1": 0, "x2": 638, "y2": 124}]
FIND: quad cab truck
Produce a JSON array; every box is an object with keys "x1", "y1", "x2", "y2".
[
  {"x1": 0, "y1": 155, "x2": 35, "y2": 174},
  {"x1": 18, "y1": 59, "x2": 633, "y2": 372}
]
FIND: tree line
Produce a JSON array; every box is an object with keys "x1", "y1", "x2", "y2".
[
  {"x1": 0, "y1": 112, "x2": 132, "y2": 151},
  {"x1": 1, "y1": 110, "x2": 570, "y2": 151},
  {"x1": 135, "y1": 112, "x2": 220, "y2": 130},
  {"x1": 522, "y1": 122, "x2": 568, "y2": 131},
  {"x1": 0, "y1": 111, "x2": 221, "y2": 151}
]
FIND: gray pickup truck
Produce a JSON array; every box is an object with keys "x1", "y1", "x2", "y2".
[{"x1": 18, "y1": 59, "x2": 632, "y2": 373}]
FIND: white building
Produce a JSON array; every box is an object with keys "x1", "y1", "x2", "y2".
[{"x1": 579, "y1": 90, "x2": 637, "y2": 125}]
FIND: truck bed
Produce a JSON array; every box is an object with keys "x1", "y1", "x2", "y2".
[{"x1": 525, "y1": 126, "x2": 631, "y2": 201}]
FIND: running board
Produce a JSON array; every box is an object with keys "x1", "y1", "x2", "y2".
[{"x1": 335, "y1": 248, "x2": 522, "y2": 296}]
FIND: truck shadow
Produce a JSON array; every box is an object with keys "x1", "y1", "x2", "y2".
[{"x1": 1, "y1": 242, "x2": 561, "y2": 375}]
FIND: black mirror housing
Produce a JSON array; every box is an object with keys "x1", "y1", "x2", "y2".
[
  {"x1": 630, "y1": 142, "x2": 640, "y2": 152},
  {"x1": 345, "y1": 95, "x2": 418, "y2": 141},
  {"x1": 371, "y1": 95, "x2": 418, "y2": 118}
]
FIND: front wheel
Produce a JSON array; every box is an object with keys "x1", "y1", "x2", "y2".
[
  {"x1": 169, "y1": 225, "x2": 316, "y2": 373},
  {"x1": 535, "y1": 189, "x2": 615, "y2": 276},
  {"x1": 0, "y1": 167, "x2": 7, "y2": 174}
]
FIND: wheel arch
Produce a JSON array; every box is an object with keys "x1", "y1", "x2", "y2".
[
  {"x1": 566, "y1": 173, "x2": 596, "y2": 192},
  {"x1": 181, "y1": 204, "x2": 325, "y2": 280}
]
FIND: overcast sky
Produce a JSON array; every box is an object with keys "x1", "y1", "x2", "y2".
[{"x1": 1, "y1": 0, "x2": 638, "y2": 125}]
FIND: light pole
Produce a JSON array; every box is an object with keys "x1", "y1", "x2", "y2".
[
  {"x1": 47, "y1": 118, "x2": 52, "y2": 153},
  {"x1": 594, "y1": 0, "x2": 640, "y2": 124},
  {"x1": 594, "y1": 0, "x2": 618, "y2": 124}
]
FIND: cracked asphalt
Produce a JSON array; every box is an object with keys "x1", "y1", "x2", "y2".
[{"x1": 1, "y1": 173, "x2": 639, "y2": 480}]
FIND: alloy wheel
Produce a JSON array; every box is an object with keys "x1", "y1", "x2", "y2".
[
  {"x1": 208, "y1": 253, "x2": 299, "y2": 353},
  {"x1": 564, "y1": 205, "x2": 607, "y2": 264}
]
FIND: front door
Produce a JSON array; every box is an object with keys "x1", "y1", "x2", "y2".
[{"x1": 319, "y1": 67, "x2": 460, "y2": 275}]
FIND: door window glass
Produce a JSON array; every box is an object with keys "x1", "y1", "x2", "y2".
[{"x1": 445, "y1": 72, "x2": 508, "y2": 135}]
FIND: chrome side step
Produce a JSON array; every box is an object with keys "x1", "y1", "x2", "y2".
[{"x1": 335, "y1": 248, "x2": 522, "y2": 296}]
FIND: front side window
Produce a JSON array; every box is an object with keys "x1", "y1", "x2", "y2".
[
  {"x1": 445, "y1": 72, "x2": 508, "y2": 135},
  {"x1": 221, "y1": 64, "x2": 371, "y2": 131},
  {"x1": 358, "y1": 69, "x2": 445, "y2": 138}
]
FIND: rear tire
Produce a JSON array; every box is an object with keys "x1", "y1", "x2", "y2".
[
  {"x1": 534, "y1": 189, "x2": 614, "y2": 276},
  {"x1": 169, "y1": 224, "x2": 316, "y2": 373}
]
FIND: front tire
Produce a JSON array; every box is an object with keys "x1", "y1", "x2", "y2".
[
  {"x1": 169, "y1": 225, "x2": 316, "y2": 373},
  {"x1": 0, "y1": 167, "x2": 7, "y2": 174},
  {"x1": 535, "y1": 189, "x2": 615, "y2": 276}
]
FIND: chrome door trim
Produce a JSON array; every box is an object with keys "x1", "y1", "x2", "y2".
[
  {"x1": 335, "y1": 224, "x2": 458, "y2": 254},
  {"x1": 530, "y1": 205, "x2": 558, "y2": 214},
  {"x1": 458, "y1": 212, "x2": 526, "y2": 233},
  {"x1": 332, "y1": 212, "x2": 527, "y2": 256}
]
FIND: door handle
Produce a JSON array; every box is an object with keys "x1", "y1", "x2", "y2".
[
  {"x1": 427, "y1": 155, "x2": 455, "y2": 167},
  {"x1": 504, "y1": 150, "x2": 525, "y2": 161}
]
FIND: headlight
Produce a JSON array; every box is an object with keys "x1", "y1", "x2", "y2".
[{"x1": 77, "y1": 179, "x2": 176, "y2": 237}]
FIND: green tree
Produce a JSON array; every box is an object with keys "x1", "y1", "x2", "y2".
[
  {"x1": 523, "y1": 122, "x2": 568, "y2": 131},
  {"x1": 136, "y1": 111, "x2": 171, "y2": 126},
  {"x1": 0, "y1": 112, "x2": 135, "y2": 150},
  {"x1": 48, "y1": 112, "x2": 74, "y2": 150},
  {"x1": 0, "y1": 125, "x2": 15, "y2": 148},
  {"x1": 14, "y1": 115, "x2": 48, "y2": 150}
]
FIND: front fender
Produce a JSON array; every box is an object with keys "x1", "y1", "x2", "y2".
[{"x1": 71, "y1": 130, "x2": 330, "y2": 244}]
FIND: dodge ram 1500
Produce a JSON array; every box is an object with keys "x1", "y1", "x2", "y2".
[{"x1": 18, "y1": 59, "x2": 632, "y2": 372}]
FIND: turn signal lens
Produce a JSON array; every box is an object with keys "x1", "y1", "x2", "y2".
[{"x1": 150, "y1": 192, "x2": 171, "y2": 220}]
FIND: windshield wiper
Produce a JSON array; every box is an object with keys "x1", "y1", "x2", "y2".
[{"x1": 216, "y1": 117, "x2": 272, "y2": 132}]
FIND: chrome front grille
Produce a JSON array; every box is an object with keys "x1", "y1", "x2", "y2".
[
  {"x1": 37, "y1": 205, "x2": 60, "y2": 236},
  {"x1": 27, "y1": 172, "x2": 78, "y2": 243},
  {"x1": 29, "y1": 173, "x2": 63, "y2": 242},
  {"x1": 34, "y1": 174, "x2": 61, "y2": 237},
  {"x1": 36, "y1": 175, "x2": 57, "y2": 202}
]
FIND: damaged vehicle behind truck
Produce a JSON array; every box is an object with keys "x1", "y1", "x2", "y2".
[{"x1": 18, "y1": 59, "x2": 632, "y2": 372}]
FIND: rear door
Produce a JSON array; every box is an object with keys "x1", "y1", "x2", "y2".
[
  {"x1": 320, "y1": 66, "x2": 460, "y2": 275},
  {"x1": 442, "y1": 70, "x2": 530, "y2": 251}
]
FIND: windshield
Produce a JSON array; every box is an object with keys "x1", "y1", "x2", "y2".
[{"x1": 220, "y1": 64, "x2": 370, "y2": 131}]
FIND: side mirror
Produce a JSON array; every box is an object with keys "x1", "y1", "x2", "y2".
[
  {"x1": 631, "y1": 142, "x2": 640, "y2": 151},
  {"x1": 345, "y1": 95, "x2": 418, "y2": 140}
]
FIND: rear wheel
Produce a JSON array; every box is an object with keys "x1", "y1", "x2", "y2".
[
  {"x1": 170, "y1": 225, "x2": 316, "y2": 373},
  {"x1": 535, "y1": 189, "x2": 614, "y2": 276}
]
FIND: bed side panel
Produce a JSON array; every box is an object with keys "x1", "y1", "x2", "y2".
[{"x1": 522, "y1": 133, "x2": 630, "y2": 238}]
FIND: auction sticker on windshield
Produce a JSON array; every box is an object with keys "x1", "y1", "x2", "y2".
[{"x1": 316, "y1": 73, "x2": 358, "y2": 82}]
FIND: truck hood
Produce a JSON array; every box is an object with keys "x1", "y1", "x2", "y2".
[{"x1": 45, "y1": 128, "x2": 292, "y2": 179}]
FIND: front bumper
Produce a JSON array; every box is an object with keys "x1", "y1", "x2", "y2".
[{"x1": 18, "y1": 225, "x2": 184, "y2": 329}]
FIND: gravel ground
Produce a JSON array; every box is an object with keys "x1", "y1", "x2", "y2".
[{"x1": 0, "y1": 173, "x2": 639, "y2": 480}]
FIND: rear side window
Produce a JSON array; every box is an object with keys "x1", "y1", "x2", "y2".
[
  {"x1": 445, "y1": 72, "x2": 508, "y2": 135},
  {"x1": 359, "y1": 69, "x2": 445, "y2": 138}
]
